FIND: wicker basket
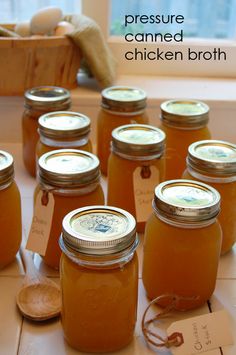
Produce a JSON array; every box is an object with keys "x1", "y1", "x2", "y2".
[{"x1": 0, "y1": 25, "x2": 81, "y2": 95}]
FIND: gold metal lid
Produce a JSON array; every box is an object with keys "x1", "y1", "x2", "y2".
[
  {"x1": 38, "y1": 111, "x2": 91, "y2": 140},
  {"x1": 0, "y1": 150, "x2": 14, "y2": 186},
  {"x1": 160, "y1": 100, "x2": 209, "y2": 128},
  {"x1": 61, "y1": 206, "x2": 137, "y2": 255},
  {"x1": 101, "y1": 86, "x2": 147, "y2": 113},
  {"x1": 187, "y1": 140, "x2": 236, "y2": 177},
  {"x1": 153, "y1": 180, "x2": 220, "y2": 223},
  {"x1": 111, "y1": 124, "x2": 166, "y2": 159},
  {"x1": 38, "y1": 149, "x2": 100, "y2": 188},
  {"x1": 24, "y1": 86, "x2": 71, "y2": 111}
]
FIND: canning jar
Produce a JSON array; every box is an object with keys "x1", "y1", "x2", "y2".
[
  {"x1": 107, "y1": 124, "x2": 166, "y2": 233},
  {"x1": 182, "y1": 140, "x2": 236, "y2": 254},
  {"x1": 142, "y1": 180, "x2": 222, "y2": 310},
  {"x1": 60, "y1": 206, "x2": 139, "y2": 353},
  {"x1": 97, "y1": 86, "x2": 149, "y2": 175},
  {"x1": 0, "y1": 151, "x2": 22, "y2": 268},
  {"x1": 159, "y1": 99, "x2": 211, "y2": 180},
  {"x1": 22, "y1": 86, "x2": 71, "y2": 177},
  {"x1": 32, "y1": 149, "x2": 105, "y2": 269},
  {"x1": 36, "y1": 111, "x2": 92, "y2": 159}
]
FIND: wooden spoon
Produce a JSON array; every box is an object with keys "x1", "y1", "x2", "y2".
[{"x1": 16, "y1": 248, "x2": 61, "y2": 321}]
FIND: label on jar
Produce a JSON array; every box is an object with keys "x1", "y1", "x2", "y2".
[
  {"x1": 133, "y1": 165, "x2": 159, "y2": 223},
  {"x1": 26, "y1": 191, "x2": 55, "y2": 256},
  {"x1": 167, "y1": 310, "x2": 233, "y2": 355}
]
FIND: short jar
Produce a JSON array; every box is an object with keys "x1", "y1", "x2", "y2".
[
  {"x1": 36, "y1": 111, "x2": 93, "y2": 159},
  {"x1": 182, "y1": 140, "x2": 236, "y2": 254},
  {"x1": 159, "y1": 99, "x2": 211, "y2": 180},
  {"x1": 60, "y1": 205, "x2": 139, "y2": 353},
  {"x1": 22, "y1": 86, "x2": 71, "y2": 177},
  {"x1": 97, "y1": 86, "x2": 149, "y2": 175},
  {"x1": 34, "y1": 149, "x2": 105, "y2": 269},
  {"x1": 142, "y1": 180, "x2": 222, "y2": 310},
  {"x1": 107, "y1": 124, "x2": 166, "y2": 233},
  {"x1": 0, "y1": 151, "x2": 22, "y2": 268}
]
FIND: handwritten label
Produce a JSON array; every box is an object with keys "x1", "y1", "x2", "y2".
[
  {"x1": 167, "y1": 310, "x2": 233, "y2": 355},
  {"x1": 133, "y1": 166, "x2": 159, "y2": 223},
  {"x1": 26, "y1": 191, "x2": 55, "y2": 256}
]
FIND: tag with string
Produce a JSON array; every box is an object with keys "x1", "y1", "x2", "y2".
[
  {"x1": 26, "y1": 190, "x2": 55, "y2": 256},
  {"x1": 133, "y1": 165, "x2": 159, "y2": 223},
  {"x1": 142, "y1": 294, "x2": 233, "y2": 354}
]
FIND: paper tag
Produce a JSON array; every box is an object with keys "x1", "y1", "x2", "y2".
[
  {"x1": 26, "y1": 191, "x2": 55, "y2": 256},
  {"x1": 167, "y1": 310, "x2": 233, "y2": 355},
  {"x1": 133, "y1": 166, "x2": 159, "y2": 223}
]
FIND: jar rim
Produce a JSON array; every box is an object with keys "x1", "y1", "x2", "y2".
[
  {"x1": 0, "y1": 150, "x2": 14, "y2": 187},
  {"x1": 24, "y1": 86, "x2": 71, "y2": 110}
]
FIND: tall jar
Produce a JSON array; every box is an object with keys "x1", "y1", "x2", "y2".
[
  {"x1": 60, "y1": 206, "x2": 139, "y2": 353},
  {"x1": 182, "y1": 140, "x2": 236, "y2": 254},
  {"x1": 22, "y1": 86, "x2": 71, "y2": 177},
  {"x1": 142, "y1": 180, "x2": 222, "y2": 310},
  {"x1": 159, "y1": 99, "x2": 211, "y2": 180},
  {"x1": 107, "y1": 124, "x2": 166, "y2": 233},
  {"x1": 97, "y1": 86, "x2": 149, "y2": 175},
  {"x1": 36, "y1": 111, "x2": 93, "y2": 159},
  {"x1": 33, "y1": 149, "x2": 105, "y2": 269},
  {"x1": 0, "y1": 151, "x2": 22, "y2": 268}
]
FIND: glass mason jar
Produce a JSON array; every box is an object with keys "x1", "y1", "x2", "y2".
[
  {"x1": 142, "y1": 180, "x2": 222, "y2": 310},
  {"x1": 97, "y1": 86, "x2": 149, "y2": 175},
  {"x1": 0, "y1": 151, "x2": 22, "y2": 268},
  {"x1": 107, "y1": 124, "x2": 166, "y2": 233},
  {"x1": 60, "y1": 205, "x2": 139, "y2": 353},
  {"x1": 22, "y1": 86, "x2": 71, "y2": 177},
  {"x1": 182, "y1": 140, "x2": 236, "y2": 254},
  {"x1": 159, "y1": 99, "x2": 211, "y2": 180},
  {"x1": 36, "y1": 111, "x2": 93, "y2": 159},
  {"x1": 34, "y1": 149, "x2": 105, "y2": 269}
]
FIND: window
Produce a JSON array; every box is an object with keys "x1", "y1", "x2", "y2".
[
  {"x1": 1, "y1": 0, "x2": 81, "y2": 23},
  {"x1": 82, "y1": 0, "x2": 236, "y2": 78}
]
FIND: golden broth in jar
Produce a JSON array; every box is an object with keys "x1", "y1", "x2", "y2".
[
  {"x1": 60, "y1": 206, "x2": 139, "y2": 353},
  {"x1": 36, "y1": 111, "x2": 92, "y2": 159},
  {"x1": 142, "y1": 180, "x2": 222, "y2": 310},
  {"x1": 159, "y1": 99, "x2": 211, "y2": 180},
  {"x1": 22, "y1": 86, "x2": 71, "y2": 177},
  {"x1": 0, "y1": 151, "x2": 22, "y2": 268},
  {"x1": 97, "y1": 86, "x2": 149, "y2": 175},
  {"x1": 182, "y1": 140, "x2": 236, "y2": 254}
]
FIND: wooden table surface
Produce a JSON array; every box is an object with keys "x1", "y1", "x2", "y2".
[{"x1": 1, "y1": 143, "x2": 236, "y2": 355}]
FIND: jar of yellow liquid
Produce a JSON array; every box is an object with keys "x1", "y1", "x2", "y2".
[
  {"x1": 107, "y1": 124, "x2": 166, "y2": 233},
  {"x1": 0, "y1": 151, "x2": 22, "y2": 268},
  {"x1": 142, "y1": 180, "x2": 222, "y2": 310},
  {"x1": 182, "y1": 140, "x2": 236, "y2": 254},
  {"x1": 32, "y1": 149, "x2": 105, "y2": 269},
  {"x1": 22, "y1": 86, "x2": 71, "y2": 177},
  {"x1": 60, "y1": 206, "x2": 139, "y2": 353},
  {"x1": 97, "y1": 86, "x2": 149, "y2": 175},
  {"x1": 36, "y1": 111, "x2": 93, "y2": 159},
  {"x1": 159, "y1": 99, "x2": 210, "y2": 180}
]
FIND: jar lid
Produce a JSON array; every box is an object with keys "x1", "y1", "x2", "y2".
[
  {"x1": 160, "y1": 100, "x2": 209, "y2": 128},
  {"x1": 101, "y1": 86, "x2": 147, "y2": 113},
  {"x1": 38, "y1": 149, "x2": 100, "y2": 188},
  {"x1": 111, "y1": 124, "x2": 166, "y2": 159},
  {"x1": 24, "y1": 86, "x2": 71, "y2": 110},
  {"x1": 0, "y1": 150, "x2": 14, "y2": 186},
  {"x1": 61, "y1": 206, "x2": 137, "y2": 255},
  {"x1": 153, "y1": 180, "x2": 220, "y2": 223},
  {"x1": 187, "y1": 140, "x2": 236, "y2": 177},
  {"x1": 38, "y1": 111, "x2": 91, "y2": 139}
]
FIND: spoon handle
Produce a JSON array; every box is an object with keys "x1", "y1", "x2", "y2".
[{"x1": 20, "y1": 248, "x2": 39, "y2": 278}]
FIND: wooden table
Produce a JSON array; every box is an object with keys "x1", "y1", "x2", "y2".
[{"x1": 1, "y1": 143, "x2": 236, "y2": 355}]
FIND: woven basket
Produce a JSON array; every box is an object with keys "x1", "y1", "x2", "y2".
[{"x1": 0, "y1": 25, "x2": 81, "y2": 95}]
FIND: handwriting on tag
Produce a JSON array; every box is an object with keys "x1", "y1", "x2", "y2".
[
  {"x1": 26, "y1": 191, "x2": 55, "y2": 256},
  {"x1": 167, "y1": 310, "x2": 233, "y2": 355},
  {"x1": 133, "y1": 166, "x2": 159, "y2": 223}
]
